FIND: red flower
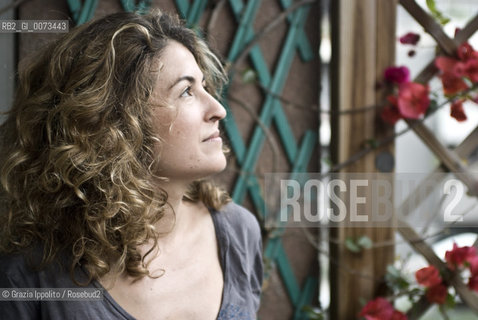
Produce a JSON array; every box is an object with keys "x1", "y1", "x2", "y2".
[
  {"x1": 399, "y1": 32, "x2": 420, "y2": 45},
  {"x1": 440, "y1": 73, "x2": 469, "y2": 96},
  {"x1": 435, "y1": 56, "x2": 465, "y2": 78},
  {"x1": 445, "y1": 243, "x2": 477, "y2": 270},
  {"x1": 415, "y1": 266, "x2": 442, "y2": 287},
  {"x1": 468, "y1": 274, "x2": 478, "y2": 292},
  {"x1": 384, "y1": 66, "x2": 410, "y2": 84},
  {"x1": 426, "y1": 284, "x2": 448, "y2": 304},
  {"x1": 464, "y1": 58, "x2": 478, "y2": 82},
  {"x1": 457, "y1": 42, "x2": 478, "y2": 62},
  {"x1": 469, "y1": 256, "x2": 478, "y2": 276},
  {"x1": 472, "y1": 94, "x2": 478, "y2": 105},
  {"x1": 391, "y1": 310, "x2": 408, "y2": 320},
  {"x1": 397, "y1": 82, "x2": 430, "y2": 119},
  {"x1": 359, "y1": 297, "x2": 394, "y2": 320},
  {"x1": 381, "y1": 96, "x2": 401, "y2": 125},
  {"x1": 450, "y1": 99, "x2": 467, "y2": 122},
  {"x1": 381, "y1": 106, "x2": 401, "y2": 125}
]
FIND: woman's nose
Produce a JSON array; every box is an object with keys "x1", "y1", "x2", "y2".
[{"x1": 206, "y1": 95, "x2": 227, "y2": 122}]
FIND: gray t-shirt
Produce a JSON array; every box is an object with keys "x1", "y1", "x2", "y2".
[{"x1": 0, "y1": 202, "x2": 263, "y2": 319}]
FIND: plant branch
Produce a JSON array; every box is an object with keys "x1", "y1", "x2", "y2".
[
  {"x1": 206, "y1": 0, "x2": 227, "y2": 43},
  {"x1": 227, "y1": 95, "x2": 281, "y2": 175},
  {"x1": 254, "y1": 80, "x2": 387, "y2": 115},
  {"x1": 325, "y1": 83, "x2": 478, "y2": 175}
]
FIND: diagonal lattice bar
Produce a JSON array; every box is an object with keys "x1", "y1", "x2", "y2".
[
  {"x1": 120, "y1": 0, "x2": 152, "y2": 13},
  {"x1": 175, "y1": 0, "x2": 209, "y2": 26},
  {"x1": 67, "y1": 0, "x2": 98, "y2": 25}
]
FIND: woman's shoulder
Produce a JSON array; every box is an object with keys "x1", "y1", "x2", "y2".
[
  {"x1": 0, "y1": 251, "x2": 24, "y2": 273},
  {"x1": 0, "y1": 247, "x2": 80, "y2": 288},
  {"x1": 219, "y1": 202, "x2": 260, "y2": 230},
  {"x1": 215, "y1": 202, "x2": 262, "y2": 243},
  {"x1": 0, "y1": 250, "x2": 40, "y2": 287}
]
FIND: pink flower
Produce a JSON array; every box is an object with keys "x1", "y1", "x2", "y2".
[
  {"x1": 469, "y1": 256, "x2": 478, "y2": 276},
  {"x1": 435, "y1": 42, "x2": 478, "y2": 97},
  {"x1": 450, "y1": 99, "x2": 467, "y2": 122},
  {"x1": 435, "y1": 56, "x2": 465, "y2": 78},
  {"x1": 471, "y1": 94, "x2": 478, "y2": 105},
  {"x1": 391, "y1": 310, "x2": 408, "y2": 320},
  {"x1": 381, "y1": 106, "x2": 401, "y2": 125},
  {"x1": 445, "y1": 243, "x2": 477, "y2": 270},
  {"x1": 397, "y1": 82, "x2": 430, "y2": 119},
  {"x1": 440, "y1": 73, "x2": 469, "y2": 96},
  {"x1": 359, "y1": 297, "x2": 394, "y2": 320},
  {"x1": 468, "y1": 255, "x2": 478, "y2": 293},
  {"x1": 381, "y1": 95, "x2": 401, "y2": 125},
  {"x1": 468, "y1": 274, "x2": 478, "y2": 292},
  {"x1": 426, "y1": 284, "x2": 448, "y2": 304},
  {"x1": 464, "y1": 58, "x2": 478, "y2": 82},
  {"x1": 415, "y1": 265, "x2": 442, "y2": 287},
  {"x1": 399, "y1": 32, "x2": 420, "y2": 45},
  {"x1": 384, "y1": 66, "x2": 410, "y2": 84},
  {"x1": 457, "y1": 42, "x2": 478, "y2": 61}
]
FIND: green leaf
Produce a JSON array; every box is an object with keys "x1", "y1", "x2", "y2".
[
  {"x1": 426, "y1": 0, "x2": 450, "y2": 26},
  {"x1": 359, "y1": 297, "x2": 368, "y2": 307},
  {"x1": 322, "y1": 157, "x2": 332, "y2": 166},
  {"x1": 408, "y1": 288, "x2": 423, "y2": 301},
  {"x1": 385, "y1": 265, "x2": 410, "y2": 291},
  {"x1": 425, "y1": 99, "x2": 439, "y2": 116},
  {"x1": 426, "y1": 0, "x2": 437, "y2": 12},
  {"x1": 345, "y1": 237, "x2": 361, "y2": 253},
  {"x1": 365, "y1": 139, "x2": 378, "y2": 149},
  {"x1": 357, "y1": 235, "x2": 373, "y2": 249},
  {"x1": 445, "y1": 292, "x2": 456, "y2": 309},
  {"x1": 301, "y1": 305, "x2": 324, "y2": 320},
  {"x1": 387, "y1": 265, "x2": 401, "y2": 277},
  {"x1": 241, "y1": 69, "x2": 257, "y2": 84}
]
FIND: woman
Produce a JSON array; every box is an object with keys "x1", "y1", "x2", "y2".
[{"x1": 0, "y1": 10, "x2": 262, "y2": 320}]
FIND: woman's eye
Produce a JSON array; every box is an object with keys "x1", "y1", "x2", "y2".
[
  {"x1": 180, "y1": 86, "x2": 193, "y2": 97},
  {"x1": 202, "y1": 82, "x2": 210, "y2": 93}
]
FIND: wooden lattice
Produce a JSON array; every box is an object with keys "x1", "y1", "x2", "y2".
[
  {"x1": 329, "y1": 0, "x2": 478, "y2": 318},
  {"x1": 397, "y1": 0, "x2": 478, "y2": 317}
]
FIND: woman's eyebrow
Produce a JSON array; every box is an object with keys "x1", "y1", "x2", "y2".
[
  {"x1": 169, "y1": 75, "x2": 206, "y2": 90},
  {"x1": 169, "y1": 75, "x2": 195, "y2": 90}
]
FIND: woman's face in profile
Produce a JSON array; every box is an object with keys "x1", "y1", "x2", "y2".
[{"x1": 151, "y1": 40, "x2": 227, "y2": 181}]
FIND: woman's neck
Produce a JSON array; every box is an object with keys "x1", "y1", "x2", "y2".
[{"x1": 153, "y1": 179, "x2": 199, "y2": 248}]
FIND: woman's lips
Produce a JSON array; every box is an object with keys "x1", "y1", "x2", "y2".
[{"x1": 203, "y1": 131, "x2": 222, "y2": 142}]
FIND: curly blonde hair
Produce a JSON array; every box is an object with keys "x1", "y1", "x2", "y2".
[{"x1": 0, "y1": 10, "x2": 230, "y2": 284}]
